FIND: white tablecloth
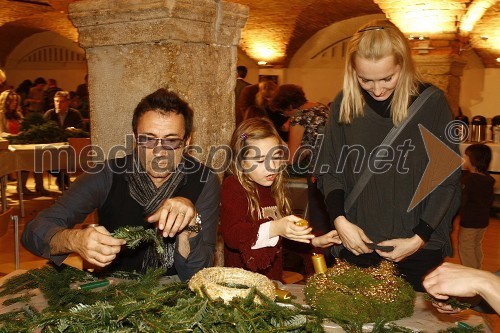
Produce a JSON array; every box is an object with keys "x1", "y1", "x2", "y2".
[{"x1": 0, "y1": 143, "x2": 76, "y2": 214}]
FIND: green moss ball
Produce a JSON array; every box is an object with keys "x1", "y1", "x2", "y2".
[{"x1": 304, "y1": 260, "x2": 415, "y2": 324}]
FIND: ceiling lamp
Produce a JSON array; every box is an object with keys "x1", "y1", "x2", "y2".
[{"x1": 374, "y1": 0, "x2": 467, "y2": 35}]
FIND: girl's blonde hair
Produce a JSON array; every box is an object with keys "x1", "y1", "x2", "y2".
[
  {"x1": 229, "y1": 117, "x2": 291, "y2": 220},
  {"x1": 340, "y1": 19, "x2": 423, "y2": 126}
]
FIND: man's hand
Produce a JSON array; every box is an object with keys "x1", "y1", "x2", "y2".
[
  {"x1": 147, "y1": 197, "x2": 196, "y2": 237},
  {"x1": 333, "y1": 216, "x2": 372, "y2": 255},
  {"x1": 50, "y1": 226, "x2": 125, "y2": 267}
]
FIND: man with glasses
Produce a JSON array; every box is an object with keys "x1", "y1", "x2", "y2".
[{"x1": 22, "y1": 88, "x2": 220, "y2": 281}]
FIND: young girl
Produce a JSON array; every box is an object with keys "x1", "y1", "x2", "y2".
[
  {"x1": 221, "y1": 118, "x2": 340, "y2": 281},
  {"x1": 459, "y1": 144, "x2": 495, "y2": 269}
]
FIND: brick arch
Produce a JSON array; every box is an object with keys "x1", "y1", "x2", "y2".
[
  {"x1": 284, "y1": 0, "x2": 382, "y2": 66},
  {"x1": 0, "y1": 11, "x2": 77, "y2": 67},
  {"x1": 0, "y1": 0, "x2": 499, "y2": 68}
]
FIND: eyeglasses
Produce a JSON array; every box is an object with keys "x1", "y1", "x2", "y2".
[{"x1": 136, "y1": 135, "x2": 184, "y2": 150}]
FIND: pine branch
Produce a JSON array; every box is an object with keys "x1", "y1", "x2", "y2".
[
  {"x1": 424, "y1": 293, "x2": 471, "y2": 310},
  {"x1": 112, "y1": 226, "x2": 165, "y2": 255}
]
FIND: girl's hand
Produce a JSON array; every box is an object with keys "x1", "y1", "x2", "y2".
[
  {"x1": 375, "y1": 235, "x2": 424, "y2": 262},
  {"x1": 270, "y1": 215, "x2": 315, "y2": 243},
  {"x1": 311, "y1": 230, "x2": 342, "y2": 248},
  {"x1": 333, "y1": 216, "x2": 373, "y2": 255}
]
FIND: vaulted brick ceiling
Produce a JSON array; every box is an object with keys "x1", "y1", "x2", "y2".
[{"x1": 0, "y1": 0, "x2": 498, "y2": 68}]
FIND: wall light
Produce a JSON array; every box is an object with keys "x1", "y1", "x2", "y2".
[{"x1": 257, "y1": 61, "x2": 267, "y2": 66}]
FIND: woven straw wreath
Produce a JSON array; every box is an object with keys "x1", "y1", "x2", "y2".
[{"x1": 188, "y1": 267, "x2": 276, "y2": 304}]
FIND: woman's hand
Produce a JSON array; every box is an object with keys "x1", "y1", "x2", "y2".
[
  {"x1": 270, "y1": 215, "x2": 315, "y2": 243},
  {"x1": 375, "y1": 235, "x2": 424, "y2": 262},
  {"x1": 147, "y1": 197, "x2": 196, "y2": 238},
  {"x1": 311, "y1": 229, "x2": 342, "y2": 248},
  {"x1": 333, "y1": 216, "x2": 372, "y2": 255}
]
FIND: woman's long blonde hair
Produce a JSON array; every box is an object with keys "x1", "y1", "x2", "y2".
[
  {"x1": 0, "y1": 90, "x2": 21, "y2": 115},
  {"x1": 340, "y1": 19, "x2": 423, "y2": 126},
  {"x1": 228, "y1": 117, "x2": 291, "y2": 220}
]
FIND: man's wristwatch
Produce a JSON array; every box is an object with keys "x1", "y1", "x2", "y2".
[{"x1": 185, "y1": 214, "x2": 202, "y2": 233}]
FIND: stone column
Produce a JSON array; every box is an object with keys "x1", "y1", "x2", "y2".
[
  {"x1": 69, "y1": 0, "x2": 249, "y2": 267},
  {"x1": 414, "y1": 54, "x2": 467, "y2": 117},
  {"x1": 411, "y1": 36, "x2": 468, "y2": 117},
  {"x1": 69, "y1": 0, "x2": 248, "y2": 164}
]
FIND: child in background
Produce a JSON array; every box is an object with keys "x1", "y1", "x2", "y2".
[
  {"x1": 459, "y1": 143, "x2": 495, "y2": 269},
  {"x1": 221, "y1": 118, "x2": 340, "y2": 281}
]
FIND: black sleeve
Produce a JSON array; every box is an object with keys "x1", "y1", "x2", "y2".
[
  {"x1": 174, "y1": 171, "x2": 221, "y2": 281},
  {"x1": 325, "y1": 189, "x2": 345, "y2": 223}
]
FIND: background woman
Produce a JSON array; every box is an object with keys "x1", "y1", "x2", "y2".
[
  {"x1": 272, "y1": 84, "x2": 333, "y2": 266},
  {"x1": 0, "y1": 90, "x2": 48, "y2": 195}
]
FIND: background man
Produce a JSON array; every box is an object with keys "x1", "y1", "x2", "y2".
[
  {"x1": 44, "y1": 90, "x2": 84, "y2": 190},
  {"x1": 234, "y1": 65, "x2": 250, "y2": 125}
]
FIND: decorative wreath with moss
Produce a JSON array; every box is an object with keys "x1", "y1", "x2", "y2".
[
  {"x1": 188, "y1": 267, "x2": 276, "y2": 304},
  {"x1": 304, "y1": 259, "x2": 416, "y2": 325}
]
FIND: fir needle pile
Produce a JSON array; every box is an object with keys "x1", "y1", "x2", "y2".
[{"x1": 0, "y1": 265, "x2": 323, "y2": 332}]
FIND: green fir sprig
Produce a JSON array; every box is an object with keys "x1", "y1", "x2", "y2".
[
  {"x1": 7, "y1": 113, "x2": 89, "y2": 144},
  {"x1": 438, "y1": 324, "x2": 484, "y2": 333},
  {"x1": 424, "y1": 293, "x2": 471, "y2": 310},
  {"x1": 112, "y1": 225, "x2": 165, "y2": 255}
]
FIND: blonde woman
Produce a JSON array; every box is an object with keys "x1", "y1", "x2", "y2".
[
  {"x1": 0, "y1": 90, "x2": 23, "y2": 135},
  {"x1": 221, "y1": 118, "x2": 339, "y2": 281},
  {"x1": 0, "y1": 90, "x2": 48, "y2": 195},
  {"x1": 316, "y1": 20, "x2": 460, "y2": 291}
]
